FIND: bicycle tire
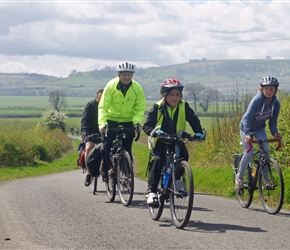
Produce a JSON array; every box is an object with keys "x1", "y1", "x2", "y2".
[
  {"x1": 169, "y1": 160, "x2": 194, "y2": 229},
  {"x1": 93, "y1": 176, "x2": 98, "y2": 195},
  {"x1": 117, "y1": 150, "x2": 134, "y2": 206},
  {"x1": 258, "y1": 158, "x2": 284, "y2": 215},
  {"x1": 236, "y1": 164, "x2": 254, "y2": 208},
  {"x1": 105, "y1": 162, "x2": 116, "y2": 202},
  {"x1": 147, "y1": 159, "x2": 164, "y2": 221}
]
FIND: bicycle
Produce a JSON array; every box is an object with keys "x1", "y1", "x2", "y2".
[
  {"x1": 86, "y1": 133, "x2": 102, "y2": 195},
  {"x1": 104, "y1": 124, "x2": 140, "y2": 206},
  {"x1": 145, "y1": 126, "x2": 206, "y2": 229},
  {"x1": 232, "y1": 137, "x2": 284, "y2": 214}
]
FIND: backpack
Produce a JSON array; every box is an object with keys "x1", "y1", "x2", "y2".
[{"x1": 86, "y1": 143, "x2": 102, "y2": 177}]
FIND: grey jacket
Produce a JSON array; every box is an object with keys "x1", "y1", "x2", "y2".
[{"x1": 239, "y1": 91, "x2": 280, "y2": 136}]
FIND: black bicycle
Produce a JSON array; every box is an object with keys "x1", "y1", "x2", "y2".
[
  {"x1": 86, "y1": 133, "x2": 102, "y2": 195},
  {"x1": 232, "y1": 137, "x2": 284, "y2": 214},
  {"x1": 146, "y1": 126, "x2": 206, "y2": 229},
  {"x1": 105, "y1": 125, "x2": 140, "y2": 206}
]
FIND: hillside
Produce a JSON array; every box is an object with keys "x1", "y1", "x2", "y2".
[{"x1": 0, "y1": 59, "x2": 290, "y2": 100}]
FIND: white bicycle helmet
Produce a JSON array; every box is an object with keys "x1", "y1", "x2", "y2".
[
  {"x1": 117, "y1": 61, "x2": 135, "y2": 73},
  {"x1": 260, "y1": 76, "x2": 279, "y2": 87}
]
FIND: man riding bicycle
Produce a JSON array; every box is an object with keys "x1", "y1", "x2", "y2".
[
  {"x1": 81, "y1": 89, "x2": 103, "y2": 186},
  {"x1": 98, "y1": 61, "x2": 146, "y2": 181}
]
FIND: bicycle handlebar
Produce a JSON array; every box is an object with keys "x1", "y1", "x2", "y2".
[
  {"x1": 246, "y1": 137, "x2": 282, "y2": 153},
  {"x1": 156, "y1": 129, "x2": 206, "y2": 142}
]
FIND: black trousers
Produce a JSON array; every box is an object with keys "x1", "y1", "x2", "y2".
[
  {"x1": 100, "y1": 121, "x2": 135, "y2": 171},
  {"x1": 148, "y1": 140, "x2": 188, "y2": 193}
]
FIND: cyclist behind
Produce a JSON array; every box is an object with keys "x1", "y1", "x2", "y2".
[
  {"x1": 143, "y1": 78, "x2": 205, "y2": 205},
  {"x1": 78, "y1": 134, "x2": 86, "y2": 154},
  {"x1": 81, "y1": 89, "x2": 104, "y2": 186},
  {"x1": 98, "y1": 61, "x2": 146, "y2": 181},
  {"x1": 235, "y1": 76, "x2": 282, "y2": 190}
]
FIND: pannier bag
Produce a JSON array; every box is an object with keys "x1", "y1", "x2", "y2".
[{"x1": 86, "y1": 143, "x2": 102, "y2": 177}]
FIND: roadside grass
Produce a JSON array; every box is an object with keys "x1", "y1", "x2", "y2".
[{"x1": 0, "y1": 140, "x2": 80, "y2": 183}]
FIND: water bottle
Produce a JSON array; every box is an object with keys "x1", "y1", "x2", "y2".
[
  {"x1": 163, "y1": 164, "x2": 172, "y2": 188},
  {"x1": 252, "y1": 160, "x2": 259, "y2": 177}
]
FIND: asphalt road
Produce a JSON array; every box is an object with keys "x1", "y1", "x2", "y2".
[{"x1": 1, "y1": 170, "x2": 290, "y2": 250}]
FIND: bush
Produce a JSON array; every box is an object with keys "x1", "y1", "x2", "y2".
[
  {"x1": 0, "y1": 126, "x2": 72, "y2": 167},
  {"x1": 42, "y1": 109, "x2": 68, "y2": 132}
]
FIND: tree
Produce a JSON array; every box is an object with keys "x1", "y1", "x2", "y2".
[
  {"x1": 48, "y1": 88, "x2": 67, "y2": 112},
  {"x1": 185, "y1": 82, "x2": 205, "y2": 111},
  {"x1": 42, "y1": 109, "x2": 68, "y2": 132},
  {"x1": 199, "y1": 88, "x2": 220, "y2": 112}
]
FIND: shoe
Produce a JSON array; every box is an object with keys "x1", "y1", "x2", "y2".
[
  {"x1": 264, "y1": 178, "x2": 272, "y2": 187},
  {"x1": 176, "y1": 179, "x2": 185, "y2": 192},
  {"x1": 145, "y1": 189, "x2": 150, "y2": 199},
  {"x1": 84, "y1": 174, "x2": 91, "y2": 187},
  {"x1": 147, "y1": 192, "x2": 157, "y2": 205},
  {"x1": 235, "y1": 177, "x2": 244, "y2": 191}
]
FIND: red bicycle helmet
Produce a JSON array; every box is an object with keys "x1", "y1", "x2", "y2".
[{"x1": 160, "y1": 78, "x2": 184, "y2": 95}]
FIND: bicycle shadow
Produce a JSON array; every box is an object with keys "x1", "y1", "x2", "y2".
[
  {"x1": 244, "y1": 207, "x2": 290, "y2": 217},
  {"x1": 184, "y1": 220, "x2": 267, "y2": 233}
]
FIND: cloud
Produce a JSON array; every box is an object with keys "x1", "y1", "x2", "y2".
[{"x1": 0, "y1": 1, "x2": 290, "y2": 77}]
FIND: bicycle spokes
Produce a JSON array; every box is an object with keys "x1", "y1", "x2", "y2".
[{"x1": 258, "y1": 159, "x2": 284, "y2": 214}]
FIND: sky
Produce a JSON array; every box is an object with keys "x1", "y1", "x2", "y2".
[{"x1": 0, "y1": 0, "x2": 290, "y2": 78}]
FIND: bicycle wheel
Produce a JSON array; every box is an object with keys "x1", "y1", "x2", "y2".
[
  {"x1": 149, "y1": 189, "x2": 164, "y2": 221},
  {"x1": 93, "y1": 176, "x2": 97, "y2": 195},
  {"x1": 258, "y1": 158, "x2": 284, "y2": 215},
  {"x1": 169, "y1": 160, "x2": 193, "y2": 229},
  {"x1": 117, "y1": 150, "x2": 134, "y2": 206},
  {"x1": 147, "y1": 159, "x2": 164, "y2": 221},
  {"x1": 236, "y1": 164, "x2": 254, "y2": 208},
  {"x1": 105, "y1": 166, "x2": 116, "y2": 202}
]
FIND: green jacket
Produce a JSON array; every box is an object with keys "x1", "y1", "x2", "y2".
[{"x1": 98, "y1": 77, "x2": 146, "y2": 128}]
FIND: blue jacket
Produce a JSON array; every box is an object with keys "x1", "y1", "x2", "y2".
[{"x1": 240, "y1": 91, "x2": 280, "y2": 136}]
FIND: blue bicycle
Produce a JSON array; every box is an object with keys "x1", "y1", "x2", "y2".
[{"x1": 146, "y1": 126, "x2": 206, "y2": 229}]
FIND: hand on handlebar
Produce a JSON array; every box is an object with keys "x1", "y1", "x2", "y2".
[
  {"x1": 245, "y1": 134, "x2": 253, "y2": 143},
  {"x1": 99, "y1": 126, "x2": 107, "y2": 135},
  {"x1": 194, "y1": 133, "x2": 205, "y2": 140},
  {"x1": 135, "y1": 123, "x2": 142, "y2": 133},
  {"x1": 155, "y1": 129, "x2": 165, "y2": 136}
]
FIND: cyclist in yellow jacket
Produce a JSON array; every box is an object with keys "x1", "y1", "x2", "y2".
[
  {"x1": 98, "y1": 61, "x2": 146, "y2": 181},
  {"x1": 143, "y1": 78, "x2": 204, "y2": 205}
]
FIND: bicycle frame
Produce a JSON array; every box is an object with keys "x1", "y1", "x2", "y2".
[
  {"x1": 234, "y1": 137, "x2": 284, "y2": 214},
  {"x1": 147, "y1": 126, "x2": 205, "y2": 229},
  {"x1": 105, "y1": 124, "x2": 139, "y2": 206},
  {"x1": 161, "y1": 140, "x2": 185, "y2": 200},
  {"x1": 247, "y1": 138, "x2": 281, "y2": 189}
]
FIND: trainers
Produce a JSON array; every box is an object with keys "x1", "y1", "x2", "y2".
[
  {"x1": 235, "y1": 177, "x2": 244, "y2": 191},
  {"x1": 264, "y1": 178, "x2": 272, "y2": 187},
  {"x1": 84, "y1": 174, "x2": 92, "y2": 187},
  {"x1": 147, "y1": 192, "x2": 157, "y2": 205}
]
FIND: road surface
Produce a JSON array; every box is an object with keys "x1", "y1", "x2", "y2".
[{"x1": 1, "y1": 170, "x2": 290, "y2": 249}]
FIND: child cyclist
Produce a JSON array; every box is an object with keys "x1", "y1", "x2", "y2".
[
  {"x1": 143, "y1": 78, "x2": 205, "y2": 205},
  {"x1": 235, "y1": 76, "x2": 282, "y2": 190}
]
